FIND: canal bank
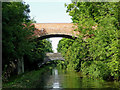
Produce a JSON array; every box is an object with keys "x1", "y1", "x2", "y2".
[{"x1": 2, "y1": 65, "x2": 53, "y2": 88}]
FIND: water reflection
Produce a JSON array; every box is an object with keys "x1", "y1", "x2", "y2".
[
  {"x1": 52, "y1": 69, "x2": 60, "y2": 88},
  {"x1": 36, "y1": 68, "x2": 120, "y2": 89},
  {"x1": 53, "y1": 82, "x2": 60, "y2": 88}
]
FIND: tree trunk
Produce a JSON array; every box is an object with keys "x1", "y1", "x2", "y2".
[{"x1": 17, "y1": 57, "x2": 24, "y2": 75}]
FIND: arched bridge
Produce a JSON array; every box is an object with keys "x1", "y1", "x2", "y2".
[
  {"x1": 32, "y1": 23, "x2": 78, "y2": 40},
  {"x1": 38, "y1": 53, "x2": 64, "y2": 67},
  {"x1": 44, "y1": 53, "x2": 64, "y2": 61}
]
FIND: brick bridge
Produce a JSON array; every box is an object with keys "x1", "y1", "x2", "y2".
[
  {"x1": 17, "y1": 23, "x2": 96, "y2": 74},
  {"x1": 38, "y1": 53, "x2": 64, "y2": 67},
  {"x1": 32, "y1": 23, "x2": 79, "y2": 40}
]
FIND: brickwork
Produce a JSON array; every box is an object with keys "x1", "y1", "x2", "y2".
[
  {"x1": 33, "y1": 23, "x2": 79, "y2": 38},
  {"x1": 32, "y1": 23, "x2": 96, "y2": 40}
]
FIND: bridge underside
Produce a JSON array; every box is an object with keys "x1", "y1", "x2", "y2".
[
  {"x1": 43, "y1": 59, "x2": 64, "y2": 65},
  {"x1": 38, "y1": 59, "x2": 64, "y2": 68},
  {"x1": 34, "y1": 34, "x2": 77, "y2": 40}
]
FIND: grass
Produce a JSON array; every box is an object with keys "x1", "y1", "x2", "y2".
[{"x1": 2, "y1": 65, "x2": 53, "y2": 88}]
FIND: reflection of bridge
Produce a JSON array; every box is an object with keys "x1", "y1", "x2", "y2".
[{"x1": 38, "y1": 53, "x2": 64, "y2": 67}]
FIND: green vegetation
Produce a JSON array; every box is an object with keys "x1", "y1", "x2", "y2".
[
  {"x1": 2, "y1": 1, "x2": 120, "y2": 88},
  {"x1": 24, "y1": 39, "x2": 53, "y2": 70},
  {"x1": 57, "y1": 2, "x2": 120, "y2": 81},
  {"x1": 57, "y1": 38, "x2": 74, "y2": 57},
  {"x1": 2, "y1": 2, "x2": 53, "y2": 82},
  {"x1": 2, "y1": 2, "x2": 33, "y2": 68},
  {"x1": 2, "y1": 65, "x2": 53, "y2": 88}
]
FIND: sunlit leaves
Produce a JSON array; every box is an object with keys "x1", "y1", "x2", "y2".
[{"x1": 60, "y1": 2, "x2": 120, "y2": 80}]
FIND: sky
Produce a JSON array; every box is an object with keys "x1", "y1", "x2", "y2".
[{"x1": 24, "y1": 0, "x2": 72, "y2": 52}]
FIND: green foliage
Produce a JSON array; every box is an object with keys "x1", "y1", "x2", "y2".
[
  {"x1": 2, "y1": 1, "x2": 53, "y2": 80},
  {"x1": 2, "y1": 2, "x2": 37, "y2": 81},
  {"x1": 57, "y1": 2, "x2": 120, "y2": 81},
  {"x1": 2, "y1": 2, "x2": 33, "y2": 67},
  {"x1": 57, "y1": 38, "x2": 74, "y2": 57},
  {"x1": 57, "y1": 38, "x2": 89, "y2": 71},
  {"x1": 24, "y1": 39, "x2": 53, "y2": 68},
  {"x1": 81, "y1": 61, "x2": 110, "y2": 80},
  {"x1": 3, "y1": 65, "x2": 53, "y2": 88}
]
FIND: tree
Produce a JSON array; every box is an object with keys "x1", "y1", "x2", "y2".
[
  {"x1": 57, "y1": 38, "x2": 74, "y2": 56},
  {"x1": 2, "y1": 2, "x2": 36, "y2": 81},
  {"x1": 58, "y1": 2, "x2": 120, "y2": 80},
  {"x1": 2, "y1": 2, "x2": 53, "y2": 81},
  {"x1": 24, "y1": 39, "x2": 53, "y2": 70}
]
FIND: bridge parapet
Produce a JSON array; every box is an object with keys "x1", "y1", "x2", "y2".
[
  {"x1": 33, "y1": 23, "x2": 79, "y2": 38},
  {"x1": 32, "y1": 23, "x2": 96, "y2": 40}
]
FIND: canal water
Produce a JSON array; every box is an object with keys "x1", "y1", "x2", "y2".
[{"x1": 36, "y1": 68, "x2": 120, "y2": 89}]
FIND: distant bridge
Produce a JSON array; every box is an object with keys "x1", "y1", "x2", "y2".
[{"x1": 38, "y1": 53, "x2": 64, "y2": 67}]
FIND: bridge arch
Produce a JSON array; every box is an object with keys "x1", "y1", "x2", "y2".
[
  {"x1": 32, "y1": 23, "x2": 79, "y2": 40},
  {"x1": 35, "y1": 34, "x2": 77, "y2": 40}
]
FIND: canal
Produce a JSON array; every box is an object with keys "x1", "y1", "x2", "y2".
[{"x1": 35, "y1": 68, "x2": 120, "y2": 89}]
